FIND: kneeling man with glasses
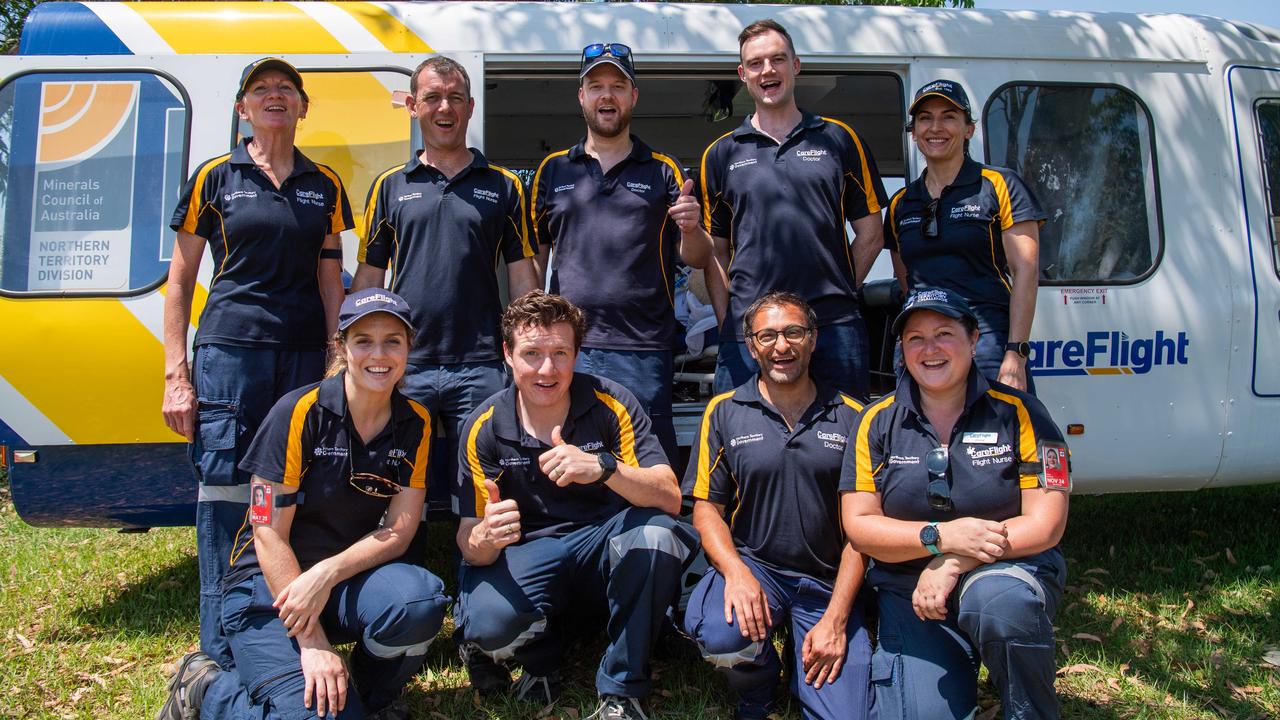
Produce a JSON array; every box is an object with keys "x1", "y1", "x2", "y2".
[{"x1": 682, "y1": 291, "x2": 873, "y2": 720}]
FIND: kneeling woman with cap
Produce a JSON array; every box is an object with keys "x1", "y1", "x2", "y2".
[
  {"x1": 841, "y1": 287, "x2": 1070, "y2": 720},
  {"x1": 884, "y1": 79, "x2": 1046, "y2": 393},
  {"x1": 160, "y1": 289, "x2": 448, "y2": 720}
]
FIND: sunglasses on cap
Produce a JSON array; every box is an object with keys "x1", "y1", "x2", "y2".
[
  {"x1": 581, "y1": 43, "x2": 634, "y2": 70},
  {"x1": 925, "y1": 446, "x2": 953, "y2": 513}
]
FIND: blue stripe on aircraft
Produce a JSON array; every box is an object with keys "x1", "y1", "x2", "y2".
[{"x1": 19, "y1": 2, "x2": 132, "y2": 56}]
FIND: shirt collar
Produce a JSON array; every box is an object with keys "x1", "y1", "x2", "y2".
[
  {"x1": 229, "y1": 137, "x2": 318, "y2": 179},
  {"x1": 731, "y1": 110, "x2": 823, "y2": 141},
  {"x1": 895, "y1": 363, "x2": 990, "y2": 419},
  {"x1": 490, "y1": 373, "x2": 600, "y2": 444},
  {"x1": 314, "y1": 371, "x2": 419, "y2": 429},
  {"x1": 731, "y1": 375, "x2": 845, "y2": 415},
  {"x1": 567, "y1": 135, "x2": 653, "y2": 165},
  {"x1": 402, "y1": 147, "x2": 489, "y2": 177},
  {"x1": 907, "y1": 155, "x2": 983, "y2": 201}
]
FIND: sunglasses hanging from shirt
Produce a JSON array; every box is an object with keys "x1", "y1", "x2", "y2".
[{"x1": 346, "y1": 420, "x2": 404, "y2": 499}]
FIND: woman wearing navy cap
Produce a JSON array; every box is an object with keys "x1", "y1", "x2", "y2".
[
  {"x1": 885, "y1": 79, "x2": 1047, "y2": 393},
  {"x1": 161, "y1": 57, "x2": 354, "y2": 670},
  {"x1": 841, "y1": 287, "x2": 1070, "y2": 720},
  {"x1": 159, "y1": 288, "x2": 447, "y2": 720}
]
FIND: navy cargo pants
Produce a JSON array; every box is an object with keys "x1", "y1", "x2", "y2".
[
  {"x1": 681, "y1": 556, "x2": 873, "y2": 720},
  {"x1": 869, "y1": 548, "x2": 1067, "y2": 720},
  {"x1": 190, "y1": 344, "x2": 325, "y2": 669},
  {"x1": 456, "y1": 507, "x2": 696, "y2": 698},
  {"x1": 201, "y1": 563, "x2": 448, "y2": 719}
]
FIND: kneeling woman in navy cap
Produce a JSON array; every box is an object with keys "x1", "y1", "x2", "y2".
[
  {"x1": 841, "y1": 287, "x2": 1070, "y2": 720},
  {"x1": 160, "y1": 288, "x2": 447, "y2": 720}
]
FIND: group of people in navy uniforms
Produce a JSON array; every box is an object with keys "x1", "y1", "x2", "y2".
[{"x1": 158, "y1": 17, "x2": 1070, "y2": 720}]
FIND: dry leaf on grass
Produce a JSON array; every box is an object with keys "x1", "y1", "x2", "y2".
[
  {"x1": 1057, "y1": 663, "x2": 1102, "y2": 675},
  {"x1": 1226, "y1": 548, "x2": 1237, "y2": 564},
  {"x1": 1072, "y1": 633, "x2": 1103, "y2": 642},
  {"x1": 1262, "y1": 647, "x2": 1280, "y2": 668},
  {"x1": 1110, "y1": 617, "x2": 1123, "y2": 632},
  {"x1": 1084, "y1": 567, "x2": 1110, "y2": 575}
]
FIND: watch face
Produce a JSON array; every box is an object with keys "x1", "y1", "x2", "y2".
[{"x1": 920, "y1": 524, "x2": 940, "y2": 546}]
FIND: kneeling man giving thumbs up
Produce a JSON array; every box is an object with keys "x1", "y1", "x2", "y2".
[{"x1": 453, "y1": 292, "x2": 697, "y2": 720}]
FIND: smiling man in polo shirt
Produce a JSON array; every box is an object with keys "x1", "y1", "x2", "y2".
[
  {"x1": 682, "y1": 291, "x2": 872, "y2": 720},
  {"x1": 353, "y1": 56, "x2": 540, "y2": 547},
  {"x1": 699, "y1": 19, "x2": 888, "y2": 399},
  {"x1": 531, "y1": 43, "x2": 712, "y2": 464},
  {"x1": 454, "y1": 292, "x2": 695, "y2": 720}
]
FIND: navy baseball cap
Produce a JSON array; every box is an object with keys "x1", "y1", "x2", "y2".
[
  {"x1": 908, "y1": 78, "x2": 971, "y2": 118},
  {"x1": 579, "y1": 43, "x2": 636, "y2": 84},
  {"x1": 339, "y1": 288, "x2": 414, "y2": 332},
  {"x1": 891, "y1": 287, "x2": 978, "y2": 335},
  {"x1": 237, "y1": 57, "x2": 306, "y2": 100}
]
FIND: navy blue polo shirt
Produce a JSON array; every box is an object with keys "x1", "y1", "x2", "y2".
[
  {"x1": 698, "y1": 112, "x2": 888, "y2": 340},
  {"x1": 532, "y1": 136, "x2": 685, "y2": 351},
  {"x1": 885, "y1": 157, "x2": 1046, "y2": 329},
  {"x1": 230, "y1": 372, "x2": 432, "y2": 586},
  {"x1": 683, "y1": 380, "x2": 863, "y2": 580},
  {"x1": 171, "y1": 139, "x2": 354, "y2": 350},
  {"x1": 360, "y1": 149, "x2": 534, "y2": 364},
  {"x1": 840, "y1": 367, "x2": 1065, "y2": 578},
  {"x1": 457, "y1": 373, "x2": 669, "y2": 539}
]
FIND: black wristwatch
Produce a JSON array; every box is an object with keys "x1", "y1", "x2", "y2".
[
  {"x1": 1004, "y1": 341, "x2": 1031, "y2": 359},
  {"x1": 596, "y1": 452, "x2": 617, "y2": 484},
  {"x1": 919, "y1": 522, "x2": 942, "y2": 556}
]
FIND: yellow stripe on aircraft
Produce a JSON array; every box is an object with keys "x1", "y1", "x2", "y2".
[
  {"x1": 131, "y1": 2, "x2": 347, "y2": 54},
  {"x1": 0, "y1": 297, "x2": 172, "y2": 444},
  {"x1": 337, "y1": 2, "x2": 434, "y2": 52}
]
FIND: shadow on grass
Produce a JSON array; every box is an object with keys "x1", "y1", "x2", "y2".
[
  {"x1": 1053, "y1": 485, "x2": 1280, "y2": 719},
  {"x1": 65, "y1": 553, "x2": 199, "y2": 638}
]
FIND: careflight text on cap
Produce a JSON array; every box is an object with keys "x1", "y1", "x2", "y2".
[
  {"x1": 237, "y1": 57, "x2": 306, "y2": 101},
  {"x1": 908, "y1": 78, "x2": 971, "y2": 118},
  {"x1": 339, "y1": 288, "x2": 414, "y2": 332},
  {"x1": 579, "y1": 43, "x2": 636, "y2": 84},
  {"x1": 891, "y1": 286, "x2": 978, "y2": 336}
]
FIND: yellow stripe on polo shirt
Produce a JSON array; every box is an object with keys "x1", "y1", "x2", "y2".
[
  {"x1": 985, "y1": 389, "x2": 1040, "y2": 488},
  {"x1": 854, "y1": 394, "x2": 896, "y2": 492},
  {"x1": 405, "y1": 399, "x2": 433, "y2": 490},
  {"x1": 692, "y1": 391, "x2": 735, "y2": 500},
  {"x1": 823, "y1": 116, "x2": 882, "y2": 215},
  {"x1": 490, "y1": 164, "x2": 534, "y2": 258},
  {"x1": 313, "y1": 162, "x2": 351, "y2": 234},
  {"x1": 981, "y1": 168, "x2": 1014, "y2": 231},
  {"x1": 594, "y1": 390, "x2": 638, "y2": 467},
  {"x1": 699, "y1": 131, "x2": 734, "y2": 231},
  {"x1": 466, "y1": 405, "x2": 497, "y2": 516},
  {"x1": 283, "y1": 388, "x2": 321, "y2": 486},
  {"x1": 181, "y1": 154, "x2": 231, "y2": 234},
  {"x1": 530, "y1": 149, "x2": 570, "y2": 249}
]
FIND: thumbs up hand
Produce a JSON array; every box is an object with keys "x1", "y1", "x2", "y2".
[
  {"x1": 538, "y1": 425, "x2": 604, "y2": 487},
  {"x1": 668, "y1": 178, "x2": 702, "y2": 233},
  {"x1": 480, "y1": 478, "x2": 521, "y2": 551}
]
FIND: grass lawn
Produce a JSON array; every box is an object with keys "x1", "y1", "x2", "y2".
[{"x1": 2, "y1": 476, "x2": 1278, "y2": 719}]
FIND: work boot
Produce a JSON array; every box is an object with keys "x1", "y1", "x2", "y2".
[{"x1": 156, "y1": 651, "x2": 220, "y2": 720}]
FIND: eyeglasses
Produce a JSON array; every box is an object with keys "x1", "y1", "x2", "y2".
[
  {"x1": 581, "y1": 43, "x2": 634, "y2": 72},
  {"x1": 922, "y1": 198, "x2": 941, "y2": 239},
  {"x1": 748, "y1": 325, "x2": 812, "y2": 347},
  {"x1": 925, "y1": 446, "x2": 953, "y2": 512},
  {"x1": 346, "y1": 426, "x2": 402, "y2": 499}
]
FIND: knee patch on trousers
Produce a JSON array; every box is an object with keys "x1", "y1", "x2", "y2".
[
  {"x1": 700, "y1": 640, "x2": 765, "y2": 670},
  {"x1": 478, "y1": 617, "x2": 548, "y2": 663},
  {"x1": 607, "y1": 523, "x2": 691, "y2": 569}
]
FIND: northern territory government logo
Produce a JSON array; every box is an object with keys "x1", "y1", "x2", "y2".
[{"x1": 1029, "y1": 330, "x2": 1189, "y2": 376}]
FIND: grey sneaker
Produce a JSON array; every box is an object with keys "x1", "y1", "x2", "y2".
[
  {"x1": 510, "y1": 670, "x2": 561, "y2": 705},
  {"x1": 156, "y1": 651, "x2": 220, "y2": 720},
  {"x1": 459, "y1": 642, "x2": 510, "y2": 696},
  {"x1": 587, "y1": 695, "x2": 649, "y2": 720}
]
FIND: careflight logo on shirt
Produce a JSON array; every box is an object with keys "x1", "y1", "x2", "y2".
[
  {"x1": 816, "y1": 430, "x2": 847, "y2": 451},
  {"x1": 625, "y1": 181, "x2": 652, "y2": 193},
  {"x1": 295, "y1": 189, "x2": 326, "y2": 207},
  {"x1": 578, "y1": 440, "x2": 605, "y2": 452},
  {"x1": 965, "y1": 443, "x2": 1013, "y2": 467},
  {"x1": 1029, "y1": 330, "x2": 1190, "y2": 376},
  {"x1": 473, "y1": 188, "x2": 500, "y2": 204},
  {"x1": 795, "y1": 149, "x2": 829, "y2": 162}
]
